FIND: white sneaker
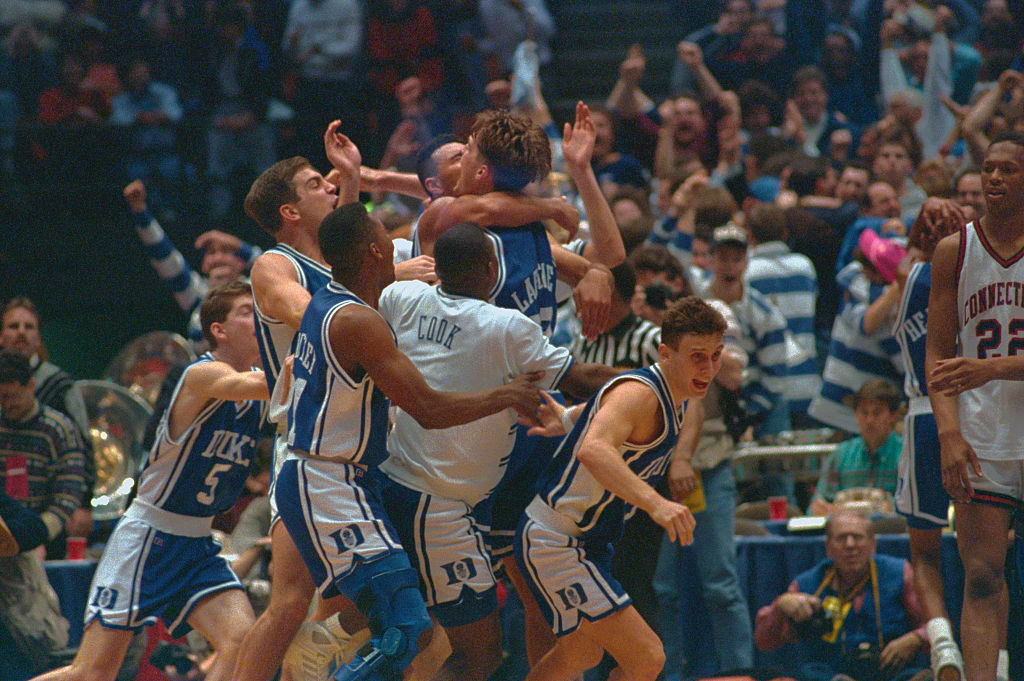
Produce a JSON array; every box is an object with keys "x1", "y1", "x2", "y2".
[
  {"x1": 926, "y1": 618, "x2": 963, "y2": 681},
  {"x1": 283, "y1": 618, "x2": 372, "y2": 681}
]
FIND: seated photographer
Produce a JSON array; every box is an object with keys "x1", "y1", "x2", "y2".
[{"x1": 754, "y1": 510, "x2": 929, "y2": 681}]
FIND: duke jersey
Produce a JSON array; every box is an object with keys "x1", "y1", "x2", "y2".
[
  {"x1": 956, "y1": 221, "x2": 1024, "y2": 459},
  {"x1": 894, "y1": 261, "x2": 931, "y2": 399},
  {"x1": 535, "y1": 365, "x2": 685, "y2": 543},
  {"x1": 485, "y1": 223, "x2": 558, "y2": 335},
  {"x1": 378, "y1": 280, "x2": 573, "y2": 506},
  {"x1": 135, "y1": 354, "x2": 266, "y2": 516},
  {"x1": 288, "y1": 282, "x2": 391, "y2": 465},
  {"x1": 254, "y1": 243, "x2": 332, "y2": 394}
]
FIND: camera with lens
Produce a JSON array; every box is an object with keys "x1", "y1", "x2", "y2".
[
  {"x1": 795, "y1": 606, "x2": 835, "y2": 639},
  {"x1": 842, "y1": 641, "x2": 882, "y2": 681},
  {"x1": 642, "y1": 283, "x2": 675, "y2": 311}
]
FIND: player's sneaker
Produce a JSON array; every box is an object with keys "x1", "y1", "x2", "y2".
[
  {"x1": 926, "y1": 618, "x2": 963, "y2": 681},
  {"x1": 282, "y1": 617, "x2": 372, "y2": 681}
]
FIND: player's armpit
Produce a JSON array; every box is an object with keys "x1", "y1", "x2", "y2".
[
  {"x1": 575, "y1": 380, "x2": 666, "y2": 513},
  {"x1": 250, "y1": 252, "x2": 313, "y2": 330}
]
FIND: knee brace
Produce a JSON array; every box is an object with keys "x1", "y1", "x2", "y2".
[{"x1": 332, "y1": 567, "x2": 431, "y2": 681}]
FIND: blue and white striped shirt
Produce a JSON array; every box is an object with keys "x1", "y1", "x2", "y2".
[
  {"x1": 131, "y1": 210, "x2": 260, "y2": 349},
  {"x1": 745, "y1": 241, "x2": 820, "y2": 414},
  {"x1": 808, "y1": 263, "x2": 904, "y2": 432},
  {"x1": 697, "y1": 281, "x2": 793, "y2": 415}
]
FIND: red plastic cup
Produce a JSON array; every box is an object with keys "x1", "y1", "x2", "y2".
[
  {"x1": 66, "y1": 536, "x2": 87, "y2": 561},
  {"x1": 768, "y1": 496, "x2": 788, "y2": 521}
]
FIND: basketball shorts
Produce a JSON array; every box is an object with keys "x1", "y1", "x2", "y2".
[
  {"x1": 274, "y1": 457, "x2": 405, "y2": 600},
  {"x1": 381, "y1": 478, "x2": 497, "y2": 627},
  {"x1": 513, "y1": 499, "x2": 630, "y2": 636},
  {"x1": 85, "y1": 500, "x2": 242, "y2": 639},
  {"x1": 968, "y1": 457, "x2": 1024, "y2": 511},
  {"x1": 894, "y1": 402, "x2": 950, "y2": 529}
]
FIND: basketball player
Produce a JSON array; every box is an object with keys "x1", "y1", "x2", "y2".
[
  {"x1": 377, "y1": 222, "x2": 618, "y2": 680},
  {"x1": 514, "y1": 296, "x2": 727, "y2": 681},
  {"x1": 892, "y1": 201, "x2": 969, "y2": 681},
  {"x1": 927, "y1": 132, "x2": 1024, "y2": 681},
  {"x1": 34, "y1": 282, "x2": 269, "y2": 681},
  {"x1": 274, "y1": 202, "x2": 543, "y2": 681},
  {"x1": 232, "y1": 126, "x2": 361, "y2": 681},
  {"x1": 415, "y1": 106, "x2": 619, "y2": 341}
]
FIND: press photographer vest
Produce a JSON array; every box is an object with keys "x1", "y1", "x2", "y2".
[{"x1": 794, "y1": 554, "x2": 909, "y2": 661}]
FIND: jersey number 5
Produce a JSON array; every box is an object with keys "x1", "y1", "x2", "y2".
[{"x1": 196, "y1": 463, "x2": 234, "y2": 505}]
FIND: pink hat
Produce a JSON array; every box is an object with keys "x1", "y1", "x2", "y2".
[{"x1": 858, "y1": 229, "x2": 906, "y2": 283}]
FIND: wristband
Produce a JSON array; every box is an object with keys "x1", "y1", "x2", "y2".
[{"x1": 560, "y1": 406, "x2": 575, "y2": 433}]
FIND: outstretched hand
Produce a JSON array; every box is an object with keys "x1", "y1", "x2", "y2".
[
  {"x1": 324, "y1": 120, "x2": 362, "y2": 176},
  {"x1": 123, "y1": 180, "x2": 147, "y2": 213},
  {"x1": 195, "y1": 230, "x2": 242, "y2": 254},
  {"x1": 519, "y1": 391, "x2": 569, "y2": 437},
  {"x1": 562, "y1": 101, "x2": 596, "y2": 174},
  {"x1": 505, "y1": 371, "x2": 545, "y2": 425}
]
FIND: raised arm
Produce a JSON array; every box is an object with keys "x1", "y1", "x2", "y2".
[
  {"x1": 606, "y1": 45, "x2": 654, "y2": 121},
  {"x1": 337, "y1": 306, "x2": 542, "y2": 428},
  {"x1": 195, "y1": 230, "x2": 263, "y2": 270},
  {"x1": 575, "y1": 379, "x2": 695, "y2": 545},
  {"x1": 359, "y1": 166, "x2": 429, "y2": 200},
  {"x1": 323, "y1": 120, "x2": 362, "y2": 203},
  {"x1": 675, "y1": 42, "x2": 725, "y2": 105},
  {"x1": 123, "y1": 180, "x2": 206, "y2": 315},
  {"x1": 962, "y1": 70, "x2": 1024, "y2": 165},
  {"x1": 563, "y1": 101, "x2": 626, "y2": 268}
]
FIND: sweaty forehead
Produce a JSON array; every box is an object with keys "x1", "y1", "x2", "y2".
[
  {"x1": 435, "y1": 142, "x2": 465, "y2": 163},
  {"x1": 679, "y1": 332, "x2": 724, "y2": 350},
  {"x1": 986, "y1": 141, "x2": 1024, "y2": 164}
]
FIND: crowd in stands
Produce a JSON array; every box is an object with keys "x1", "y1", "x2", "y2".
[{"x1": 4, "y1": 0, "x2": 1024, "y2": 680}]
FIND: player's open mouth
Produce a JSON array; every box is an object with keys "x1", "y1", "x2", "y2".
[{"x1": 693, "y1": 379, "x2": 710, "y2": 391}]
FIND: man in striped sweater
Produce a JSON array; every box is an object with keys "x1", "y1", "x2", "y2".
[
  {"x1": 123, "y1": 180, "x2": 260, "y2": 352},
  {"x1": 697, "y1": 223, "x2": 794, "y2": 436},
  {"x1": 1, "y1": 298, "x2": 94, "y2": 545},
  {"x1": 744, "y1": 203, "x2": 821, "y2": 426},
  {"x1": 0, "y1": 350, "x2": 88, "y2": 554}
]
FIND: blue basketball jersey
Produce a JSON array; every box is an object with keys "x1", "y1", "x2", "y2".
[
  {"x1": 135, "y1": 354, "x2": 266, "y2": 516},
  {"x1": 894, "y1": 262, "x2": 931, "y2": 399},
  {"x1": 484, "y1": 223, "x2": 557, "y2": 335},
  {"x1": 287, "y1": 282, "x2": 391, "y2": 466},
  {"x1": 535, "y1": 365, "x2": 685, "y2": 543},
  {"x1": 254, "y1": 243, "x2": 332, "y2": 394}
]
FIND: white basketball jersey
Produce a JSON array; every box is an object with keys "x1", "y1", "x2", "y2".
[
  {"x1": 956, "y1": 221, "x2": 1024, "y2": 459},
  {"x1": 378, "y1": 280, "x2": 573, "y2": 506}
]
